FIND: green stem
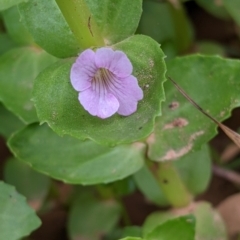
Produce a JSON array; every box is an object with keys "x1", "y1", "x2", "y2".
[
  {"x1": 157, "y1": 161, "x2": 192, "y2": 207},
  {"x1": 56, "y1": 0, "x2": 105, "y2": 49}
]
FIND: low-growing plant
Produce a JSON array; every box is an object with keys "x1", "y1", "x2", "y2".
[{"x1": 1, "y1": 0, "x2": 240, "y2": 239}]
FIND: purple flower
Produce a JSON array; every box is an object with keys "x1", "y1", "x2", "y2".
[{"x1": 70, "y1": 47, "x2": 143, "y2": 119}]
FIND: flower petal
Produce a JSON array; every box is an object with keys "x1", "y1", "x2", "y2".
[
  {"x1": 79, "y1": 88, "x2": 120, "y2": 119},
  {"x1": 95, "y1": 48, "x2": 132, "y2": 77},
  {"x1": 70, "y1": 49, "x2": 97, "y2": 91},
  {"x1": 95, "y1": 47, "x2": 115, "y2": 69},
  {"x1": 109, "y1": 50, "x2": 133, "y2": 77},
  {"x1": 108, "y1": 75, "x2": 143, "y2": 116}
]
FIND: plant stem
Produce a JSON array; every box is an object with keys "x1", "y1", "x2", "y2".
[
  {"x1": 56, "y1": 0, "x2": 105, "y2": 49},
  {"x1": 157, "y1": 161, "x2": 192, "y2": 207}
]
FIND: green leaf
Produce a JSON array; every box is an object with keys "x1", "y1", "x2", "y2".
[
  {"x1": 8, "y1": 123, "x2": 145, "y2": 185},
  {"x1": 194, "y1": 202, "x2": 227, "y2": 240},
  {"x1": 119, "y1": 238, "x2": 143, "y2": 240},
  {"x1": 222, "y1": 0, "x2": 240, "y2": 26},
  {"x1": 2, "y1": 6, "x2": 34, "y2": 46},
  {"x1": 195, "y1": 0, "x2": 230, "y2": 19},
  {"x1": 0, "y1": 33, "x2": 16, "y2": 55},
  {"x1": 18, "y1": 0, "x2": 81, "y2": 58},
  {"x1": 138, "y1": 1, "x2": 174, "y2": 44},
  {"x1": 137, "y1": 1, "x2": 193, "y2": 56},
  {"x1": 33, "y1": 35, "x2": 166, "y2": 145},
  {"x1": 146, "y1": 215, "x2": 195, "y2": 240},
  {"x1": 85, "y1": 0, "x2": 142, "y2": 45},
  {"x1": 4, "y1": 157, "x2": 51, "y2": 210},
  {"x1": 134, "y1": 164, "x2": 169, "y2": 206},
  {"x1": 0, "y1": 103, "x2": 25, "y2": 139},
  {"x1": 0, "y1": 181, "x2": 41, "y2": 239},
  {"x1": 147, "y1": 55, "x2": 240, "y2": 161},
  {"x1": 105, "y1": 177, "x2": 136, "y2": 197},
  {"x1": 102, "y1": 228, "x2": 122, "y2": 240},
  {"x1": 68, "y1": 192, "x2": 121, "y2": 240},
  {"x1": 143, "y1": 212, "x2": 174, "y2": 238},
  {"x1": 143, "y1": 202, "x2": 226, "y2": 240},
  {"x1": 122, "y1": 226, "x2": 142, "y2": 238},
  {"x1": 173, "y1": 144, "x2": 211, "y2": 195},
  {"x1": 0, "y1": 0, "x2": 26, "y2": 11},
  {"x1": 196, "y1": 41, "x2": 225, "y2": 56},
  {"x1": 0, "y1": 47, "x2": 57, "y2": 124}
]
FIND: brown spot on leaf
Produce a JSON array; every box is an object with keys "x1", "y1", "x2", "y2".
[
  {"x1": 160, "y1": 131, "x2": 204, "y2": 161},
  {"x1": 220, "y1": 111, "x2": 225, "y2": 117},
  {"x1": 169, "y1": 101, "x2": 179, "y2": 110},
  {"x1": 131, "y1": 142, "x2": 146, "y2": 151},
  {"x1": 163, "y1": 179, "x2": 168, "y2": 184},
  {"x1": 163, "y1": 118, "x2": 188, "y2": 130},
  {"x1": 146, "y1": 133, "x2": 155, "y2": 145}
]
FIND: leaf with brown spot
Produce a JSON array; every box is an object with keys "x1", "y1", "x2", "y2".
[
  {"x1": 147, "y1": 55, "x2": 240, "y2": 161},
  {"x1": 163, "y1": 118, "x2": 189, "y2": 130},
  {"x1": 169, "y1": 76, "x2": 240, "y2": 149}
]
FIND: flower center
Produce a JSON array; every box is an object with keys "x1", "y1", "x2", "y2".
[
  {"x1": 92, "y1": 68, "x2": 113, "y2": 95},
  {"x1": 94, "y1": 68, "x2": 111, "y2": 83}
]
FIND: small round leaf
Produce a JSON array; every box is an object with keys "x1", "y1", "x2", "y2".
[
  {"x1": 8, "y1": 123, "x2": 145, "y2": 185},
  {"x1": 0, "y1": 181, "x2": 41, "y2": 239},
  {"x1": 33, "y1": 35, "x2": 166, "y2": 145},
  {"x1": 0, "y1": 47, "x2": 56, "y2": 124}
]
